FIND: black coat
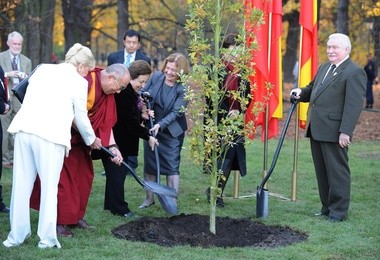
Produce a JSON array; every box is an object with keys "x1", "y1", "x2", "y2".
[{"x1": 113, "y1": 84, "x2": 150, "y2": 157}]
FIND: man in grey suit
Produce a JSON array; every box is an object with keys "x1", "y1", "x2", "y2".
[
  {"x1": 107, "y1": 29, "x2": 151, "y2": 67},
  {"x1": 291, "y1": 33, "x2": 366, "y2": 222},
  {"x1": 0, "y1": 31, "x2": 32, "y2": 169}
]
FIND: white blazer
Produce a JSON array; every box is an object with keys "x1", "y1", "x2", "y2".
[{"x1": 8, "y1": 63, "x2": 95, "y2": 154}]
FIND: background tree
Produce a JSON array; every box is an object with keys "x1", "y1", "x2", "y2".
[
  {"x1": 62, "y1": 0, "x2": 92, "y2": 53},
  {"x1": 282, "y1": 0, "x2": 300, "y2": 83},
  {"x1": 117, "y1": 0, "x2": 128, "y2": 50},
  {"x1": 337, "y1": 0, "x2": 349, "y2": 35}
]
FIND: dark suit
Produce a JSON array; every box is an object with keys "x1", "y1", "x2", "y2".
[
  {"x1": 107, "y1": 49, "x2": 151, "y2": 66},
  {"x1": 0, "y1": 66, "x2": 9, "y2": 210},
  {"x1": 299, "y1": 58, "x2": 366, "y2": 220},
  {"x1": 142, "y1": 71, "x2": 188, "y2": 176}
]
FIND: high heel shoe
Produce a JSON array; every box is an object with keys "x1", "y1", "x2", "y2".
[{"x1": 138, "y1": 201, "x2": 155, "y2": 209}]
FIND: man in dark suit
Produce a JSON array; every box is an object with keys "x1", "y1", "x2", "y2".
[
  {"x1": 107, "y1": 29, "x2": 151, "y2": 67},
  {"x1": 106, "y1": 29, "x2": 151, "y2": 176},
  {"x1": 291, "y1": 33, "x2": 366, "y2": 222}
]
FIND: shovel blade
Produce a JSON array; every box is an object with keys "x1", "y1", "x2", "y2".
[
  {"x1": 156, "y1": 194, "x2": 178, "y2": 215},
  {"x1": 145, "y1": 181, "x2": 178, "y2": 198},
  {"x1": 256, "y1": 187, "x2": 269, "y2": 218}
]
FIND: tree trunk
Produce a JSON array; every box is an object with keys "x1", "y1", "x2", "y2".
[
  {"x1": 336, "y1": 0, "x2": 349, "y2": 35},
  {"x1": 24, "y1": 0, "x2": 55, "y2": 66},
  {"x1": 372, "y1": 16, "x2": 380, "y2": 75},
  {"x1": 9, "y1": 1, "x2": 55, "y2": 67},
  {"x1": 283, "y1": 10, "x2": 300, "y2": 83},
  {"x1": 117, "y1": 0, "x2": 129, "y2": 50},
  {"x1": 62, "y1": 0, "x2": 93, "y2": 53}
]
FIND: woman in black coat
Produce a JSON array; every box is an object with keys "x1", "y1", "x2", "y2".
[
  {"x1": 0, "y1": 66, "x2": 10, "y2": 212},
  {"x1": 101, "y1": 60, "x2": 157, "y2": 217}
]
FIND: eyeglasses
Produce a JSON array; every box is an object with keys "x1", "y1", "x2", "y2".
[{"x1": 112, "y1": 76, "x2": 127, "y2": 91}]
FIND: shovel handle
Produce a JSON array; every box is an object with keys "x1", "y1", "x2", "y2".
[
  {"x1": 100, "y1": 146, "x2": 150, "y2": 190},
  {"x1": 145, "y1": 100, "x2": 161, "y2": 183},
  {"x1": 257, "y1": 96, "x2": 299, "y2": 190}
]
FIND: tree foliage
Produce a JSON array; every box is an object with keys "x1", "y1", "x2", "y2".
[{"x1": 185, "y1": 0, "x2": 261, "y2": 234}]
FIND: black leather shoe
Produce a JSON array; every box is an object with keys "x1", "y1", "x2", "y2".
[
  {"x1": 0, "y1": 207, "x2": 10, "y2": 213},
  {"x1": 314, "y1": 212, "x2": 328, "y2": 217},
  {"x1": 123, "y1": 212, "x2": 136, "y2": 218},
  {"x1": 329, "y1": 216, "x2": 343, "y2": 222},
  {"x1": 205, "y1": 187, "x2": 211, "y2": 202},
  {"x1": 216, "y1": 197, "x2": 225, "y2": 208}
]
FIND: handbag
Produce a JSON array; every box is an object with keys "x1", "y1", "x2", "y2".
[{"x1": 11, "y1": 65, "x2": 40, "y2": 103}]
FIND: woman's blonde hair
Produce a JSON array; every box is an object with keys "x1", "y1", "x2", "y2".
[
  {"x1": 161, "y1": 53, "x2": 190, "y2": 79},
  {"x1": 65, "y1": 43, "x2": 96, "y2": 70}
]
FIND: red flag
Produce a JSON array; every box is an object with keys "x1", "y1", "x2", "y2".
[
  {"x1": 245, "y1": 0, "x2": 283, "y2": 141},
  {"x1": 298, "y1": 0, "x2": 318, "y2": 128}
]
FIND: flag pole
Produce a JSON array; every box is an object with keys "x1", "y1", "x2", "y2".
[
  {"x1": 291, "y1": 28, "x2": 304, "y2": 202},
  {"x1": 262, "y1": 11, "x2": 273, "y2": 189}
]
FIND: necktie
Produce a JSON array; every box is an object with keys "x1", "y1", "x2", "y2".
[
  {"x1": 12, "y1": 56, "x2": 18, "y2": 70},
  {"x1": 323, "y1": 64, "x2": 336, "y2": 83},
  {"x1": 315, "y1": 64, "x2": 336, "y2": 94},
  {"x1": 124, "y1": 54, "x2": 132, "y2": 67}
]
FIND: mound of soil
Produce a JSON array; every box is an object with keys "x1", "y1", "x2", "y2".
[{"x1": 112, "y1": 213, "x2": 307, "y2": 248}]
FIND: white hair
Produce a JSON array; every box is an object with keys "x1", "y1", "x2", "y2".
[
  {"x1": 328, "y1": 33, "x2": 351, "y2": 52},
  {"x1": 7, "y1": 31, "x2": 23, "y2": 43}
]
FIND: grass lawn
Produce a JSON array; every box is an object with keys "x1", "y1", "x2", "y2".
[{"x1": 0, "y1": 138, "x2": 379, "y2": 259}]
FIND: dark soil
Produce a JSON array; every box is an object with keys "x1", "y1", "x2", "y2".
[
  {"x1": 112, "y1": 85, "x2": 379, "y2": 249},
  {"x1": 112, "y1": 213, "x2": 308, "y2": 248}
]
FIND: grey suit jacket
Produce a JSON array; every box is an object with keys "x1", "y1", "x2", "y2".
[
  {"x1": 0, "y1": 50, "x2": 32, "y2": 89},
  {"x1": 299, "y1": 58, "x2": 366, "y2": 142},
  {"x1": 142, "y1": 71, "x2": 188, "y2": 138}
]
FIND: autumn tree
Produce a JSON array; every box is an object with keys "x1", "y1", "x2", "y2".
[{"x1": 185, "y1": 0, "x2": 260, "y2": 234}]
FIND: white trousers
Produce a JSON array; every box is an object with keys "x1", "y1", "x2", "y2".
[{"x1": 3, "y1": 132, "x2": 65, "y2": 249}]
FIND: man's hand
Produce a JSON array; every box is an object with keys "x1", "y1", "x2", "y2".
[
  {"x1": 290, "y1": 88, "x2": 302, "y2": 99},
  {"x1": 89, "y1": 137, "x2": 102, "y2": 150},
  {"x1": 339, "y1": 133, "x2": 351, "y2": 148},
  {"x1": 2, "y1": 104, "x2": 10, "y2": 115}
]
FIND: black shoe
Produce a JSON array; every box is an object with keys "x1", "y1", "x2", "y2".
[
  {"x1": 329, "y1": 216, "x2": 343, "y2": 222},
  {"x1": 206, "y1": 187, "x2": 225, "y2": 207},
  {"x1": 123, "y1": 212, "x2": 136, "y2": 218},
  {"x1": 216, "y1": 197, "x2": 225, "y2": 208},
  {"x1": 314, "y1": 212, "x2": 328, "y2": 217},
  {"x1": 205, "y1": 187, "x2": 211, "y2": 202},
  {"x1": 0, "y1": 207, "x2": 10, "y2": 213}
]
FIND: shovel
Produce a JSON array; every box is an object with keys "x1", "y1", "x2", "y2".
[
  {"x1": 101, "y1": 146, "x2": 177, "y2": 199},
  {"x1": 256, "y1": 94, "x2": 299, "y2": 218},
  {"x1": 145, "y1": 97, "x2": 178, "y2": 215}
]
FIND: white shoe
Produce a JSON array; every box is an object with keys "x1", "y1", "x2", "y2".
[{"x1": 3, "y1": 240, "x2": 19, "y2": 248}]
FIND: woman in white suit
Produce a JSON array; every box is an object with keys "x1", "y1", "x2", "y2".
[{"x1": 3, "y1": 43, "x2": 102, "y2": 249}]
